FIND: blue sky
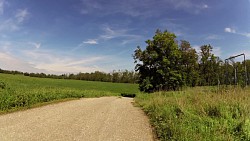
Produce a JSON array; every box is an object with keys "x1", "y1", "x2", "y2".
[{"x1": 0, "y1": 0, "x2": 249, "y2": 74}]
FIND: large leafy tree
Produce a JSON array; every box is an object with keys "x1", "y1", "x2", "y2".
[{"x1": 133, "y1": 30, "x2": 183, "y2": 92}]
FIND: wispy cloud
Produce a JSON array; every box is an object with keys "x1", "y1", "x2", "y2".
[
  {"x1": 0, "y1": 41, "x2": 12, "y2": 52},
  {"x1": 100, "y1": 26, "x2": 141, "y2": 41},
  {"x1": 224, "y1": 27, "x2": 250, "y2": 38},
  {"x1": 0, "y1": 41, "x2": 109, "y2": 74},
  {"x1": 79, "y1": 0, "x2": 209, "y2": 17},
  {"x1": 205, "y1": 34, "x2": 222, "y2": 40},
  {"x1": 22, "y1": 49, "x2": 107, "y2": 73},
  {"x1": 0, "y1": 8, "x2": 29, "y2": 32},
  {"x1": 240, "y1": 33, "x2": 250, "y2": 38},
  {"x1": 0, "y1": 0, "x2": 5, "y2": 15},
  {"x1": 29, "y1": 42, "x2": 41, "y2": 49},
  {"x1": 169, "y1": 0, "x2": 209, "y2": 12},
  {"x1": 83, "y1": 39, "x2": 98, "y2": 44},
  {"x1": 0, "y1": 19, "x2": 19, "y2": 31},
  {"x1": 100, "y1": 27, "x2": 125, "y2": 40},
  {"x1": 0, "y1": 52, "x2": 46, "y2": 73},
  {"x1": 15, "y1": 9, "x2": 29, "y2": 23}
]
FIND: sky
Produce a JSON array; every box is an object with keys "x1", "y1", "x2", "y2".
[{"x1": 0, "y1": 0, "x2": 250, "y2": 74}]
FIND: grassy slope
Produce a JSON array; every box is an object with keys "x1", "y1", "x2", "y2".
[
  {"x1": 135, "y1": 87, "x2": 250, "y2": 141},
  {"x1": 0, "y1": 73, "x2": 139, "y2": 113}
]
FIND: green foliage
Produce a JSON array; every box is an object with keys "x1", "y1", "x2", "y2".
[
  {"x1": 199, "y1": 45, "x2": 221, "y2": 86},
  {"x1": 0, "y1": 73, "x2": 139, "y2": 113},
  {"x1": 133, "y1": 30, "x2": 183, "y2": 92},
  {"x1": 135, "y1": 87, "x2": 250, "y2": 141},
  {"x1": 179, "y1": 40, "x2": 199, "y2": 87}
]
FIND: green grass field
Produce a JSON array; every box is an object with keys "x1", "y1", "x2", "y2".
[
  {"x1": 1, "y1": 73, "x2": 250, "y2": 140},
  {"x1": 135, "y1": 87, "x2": 250, "y2": 141},
  {"x1": 0, "y1": 73, "x2": 139, "y2": 113}
]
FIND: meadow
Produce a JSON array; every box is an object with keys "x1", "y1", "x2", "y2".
[
  {"x1": 1, "y1": 73, "x2": 250, "y2": 140},
  {"x1": 135, "y1": 87, "x2": 250, "y2": 141},
  {"x1": 0, "y1": 73, "x2": 139, "y2": 113}
]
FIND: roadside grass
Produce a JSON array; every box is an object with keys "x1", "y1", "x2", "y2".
[
  {"x1": 0, "y1": 73, "x2": 139, "y2": 113},
  {"x1": 135, "y1": 86, "x2": 250, "y2": 141}
]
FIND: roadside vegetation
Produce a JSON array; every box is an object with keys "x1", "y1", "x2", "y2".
[
  {"x1": 133, "y1": 30, "x2": 250, "y2": 140},
  {"x1": 135, "y1": 87, "x2": 250, "y2": 141},
  {"x1": 0, "y1": 73, "x2": 139, "y2": 114}
]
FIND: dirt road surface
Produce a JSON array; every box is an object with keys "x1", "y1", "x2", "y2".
[{"x1": 0, "y1": 97, "x2": 154, "y2": 141}]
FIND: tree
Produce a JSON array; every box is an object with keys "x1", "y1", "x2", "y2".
[
  {"x1": 199, "y1": 45, "x2": 221, "y2": 85},
  {"x1": 133, "y1": 30, "x2": 183, "y2": 92},
  {"x1": 179, "y1": 40, "x2": 199, "y2": 87}
]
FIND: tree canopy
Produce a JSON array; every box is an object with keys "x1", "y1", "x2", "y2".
[
  {"x1": 134, "y1": 30, "x2": 183, "y2": 92},
  {"x1": 134, "y1": 29, "x2": 249, "y2": 93}
]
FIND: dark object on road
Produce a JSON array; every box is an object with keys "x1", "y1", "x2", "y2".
[{"x1": 121, "y1": 93, "x2": 136, "y2": 98}]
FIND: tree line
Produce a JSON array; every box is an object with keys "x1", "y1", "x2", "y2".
[
  {"x1": 0, "y1": 69, "x2": 138, "y2": 84},
  {"x1": 133, "y1": 29, "x2": 250, "y2": 92},
  {"x1": 1, "y1": 29, "x2": 250, "y2": 90}
]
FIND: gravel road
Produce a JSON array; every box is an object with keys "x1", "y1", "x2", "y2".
[{"x1": 0, "y1": 97, "x2": 154, "y2": 141}]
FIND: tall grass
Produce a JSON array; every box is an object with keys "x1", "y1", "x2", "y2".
[
  {"x1": 135, "y1": 86, "x2": 250, "y2": 141},
  {"x1": 0, "y1": 73, "x2": 139, "y2": 113}
]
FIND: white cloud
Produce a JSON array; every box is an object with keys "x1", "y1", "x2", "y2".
[
  {"x1": 83, "y1": 39, "x2": 98, "y2": 44},
  {"x1": 29, "y1": 42, "x2": 41, "y2": 49},
  {"x1": 22, "y1": 49, "x2": 107, "y2": 74},
  {"x1": 15, "y1": 9, "x2": 29, "y2": 23},
  {"x1": 224, "y1": 27, "x2": 250, "y2": 38},
  {"x1": 224, "y1": 27, "x2": 236, "y2": 33},
  {"x1": 0, "y1": 40, "x2": 109, "y2": 74},
  {"x1": 66, "y1": 57, "x2": 104, "y2": 66},
  {"x1": 0, "y1": 52, "x2": 46, "y2": 73},
  {"x1": 192, "y1": 45, "x2": 200, "y2": 53}
]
